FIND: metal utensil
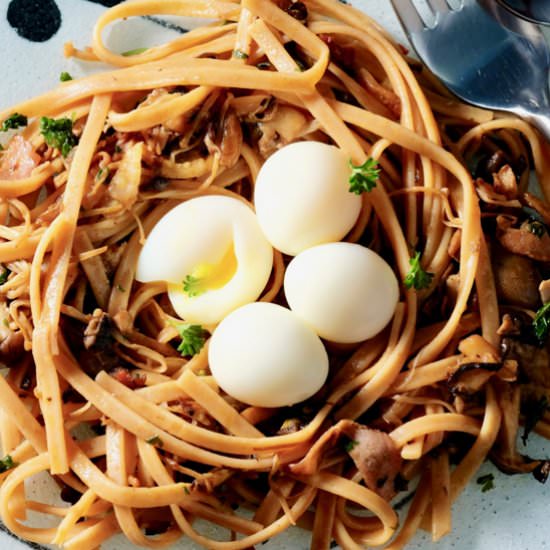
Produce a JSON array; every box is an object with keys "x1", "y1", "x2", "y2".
[
  {"x1": 390, "y1": 0, "x2": 550, "y2": 141},
  {"x1": 498, "y1": 0, "x2": 550, "y2": 26}
]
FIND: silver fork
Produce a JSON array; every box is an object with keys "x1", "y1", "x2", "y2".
[{"x1": 390, "y1": 0, "x2": 550, "y2": 140}]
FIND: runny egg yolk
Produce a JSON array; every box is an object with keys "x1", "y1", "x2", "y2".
[
  {"x1": 180, "y1": 243, "x2": 238, "y2": 297},
  {"x1": 135, "y1": 195, "x2": 274, "y2": 325}
]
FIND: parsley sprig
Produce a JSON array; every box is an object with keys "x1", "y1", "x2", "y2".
[
  {"x1": 1, "y1": 113, "x2": 28, "y2": 132},
  {"x1": 404, "y1": 251, "x2": 434, "y2": 290},
  {"x1": 533, "y1": 302, "x2": 550, "y2": 343},
  {"x1": 59, "y1": 71, "x2": 73, "y2": 82},
  {"x1": 348, "y1": 157, "x2": 380, "y2": 194},
  {"x1": 40, "y1": 117, "x2": 77, "y2": 157},
  {"x1": 0, "y1": 266, "x2": 10, "y2": 285},
  {"x1": 182, "y1": 275, "x2": 204, "y2": 298},
  {"x1": 476, "y1": 473, "x2": 495, "y2": 493},
  {"x1": 121, "y1": 47, "x2": 149, "y2": 57},
  {"x1": 0, "y1": 455, "x2": 16, "y2": 473},
  {"x1": 146, "y1": 435, "x2": 164, "y2": 447},
  {"x1": 95, "y1": 166, "x2": 110, "y2": 183},
  {"x1": 173, "y1": 323, "x2": 208, "y2": 357}
]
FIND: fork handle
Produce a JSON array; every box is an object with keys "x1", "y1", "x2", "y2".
[{"x1": 520, "y1": 109, "x2": 550, "y2": 144}]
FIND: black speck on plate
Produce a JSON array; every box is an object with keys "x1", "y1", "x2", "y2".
[
  {"x1": 84, "y1": 0, "x2": 124, "y2": 6},
  {"x1": 7, "y1": 0, "x2": 62, "y2": 42}
]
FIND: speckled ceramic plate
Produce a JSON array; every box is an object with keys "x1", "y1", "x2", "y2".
[{"x1": 1, "y1": 1, "x2": 550, "y2": 549}]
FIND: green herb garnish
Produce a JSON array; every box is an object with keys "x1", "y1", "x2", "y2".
[
  {"x1": 344, "y1": 439, "x2": 359, "y2": 453},
  {"x1": 533, "y1": 302, "x2": 550, "y2": 343},
  {"x1": 182, "y1": 275, "x2": 204, "y2": 298},
  {"x1": 59, "y1": 71, "x2": 73, "y2": 82},
  {"x1": 95, "y1": 167, "x2": 110, "y2": 182},
  {"x1": 39, "y1": 117, "x2": 77, "y2": 157},
  {"x1": 1, "y1": 113, "x2": 28, "y2": 132},
  {"x1": 0, "y1": 266, "x2": 10, "y2": 285},
  {"x1": 121, "y1": 47, "x2": 149, "y2": 57},
  {"x1": 348, "y1": 157, "x2": 380, "y2": 194},
  {"x1": 476, "y1": 473, "x2": 495, "y2": 493},
  {"x1": 233, "y1": 49, "x2": 249, "y2": 59},
  {"x1": 404, "y1": 251, "x2": 434, "y2": 290},
  {"x1": 0, "y1": 455, "x2": 16, "y2": 473},
  {"x1": 146, "y1": 435, "x2": 163, "y2": 447},
  {"x1": 116, "y1": 284, "x2": 125, "y2": 292},
  {"x1": 173, "y1": 323, "x2": 208, "y2": 357}
]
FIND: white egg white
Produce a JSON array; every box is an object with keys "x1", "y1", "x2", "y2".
[
  {"x1": 136, "y1": 196, "x2": 273, "y2": 325},
  {"x1": 254, "y1": 141, "x2": 362, "y2": 256},
  {"x1": 208, "y1": 302, "x2": 329, "y2": 408},
  {"x1": 284, "y1": 242, "x2": 399, "y2": 343}
]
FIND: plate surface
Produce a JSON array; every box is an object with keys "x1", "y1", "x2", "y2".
[{"x1": 0, "y1": 1, "x2": 549, "y2": 549}]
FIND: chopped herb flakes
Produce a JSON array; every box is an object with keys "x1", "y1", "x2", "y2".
[
  {"x1": 476, "y1": 473, "x2": 495, "y2": 493},
  {"x1": 122, "y1": 47, "x2": 149, "y2": 57},
  {"x1": 404, "y1": 251, "x2": 434, "y2": 290},
  {"x1": 533, "y1": 302, "x2": 550, "y2": 343},
  {"x1": 233, "y1": 49, "x2": 249, "y2": 60},
  {"x1": 59, "y1": 71, "x2": 73, "y2": 82},
  {"x1": 348, "y1": 157, "x2": 380, "y2": 194},
  {"x1": 0, "y1": 455, "x2": 16, "y2": 473},
  {"x1": 182, "y1": 274, "x2": 204, "y2": 298},
  {"x1": 95, "y1": 167, "x2": 110, "y2": 183},
  {"x1": 146, "y1": 435, "x2": 163, "y2": 447},
  {"x1": 344, "y1": 439, "x2": 359, "y2": 453},
  {"x1": 173, "y1": 323, "x2": 208, "y2": 357},
  {"x1": 0, "y1": 266, "x2": 10, "y2": 285},
  {"x1": 116, "y1": 284, "x2": 125, "y2": 292},
  {"x1": 1, "y1": 113, "x2": 27, "y2": 132},
  {"x1": 40, "y1": 117, "x2": 77, "y2": 157}
]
